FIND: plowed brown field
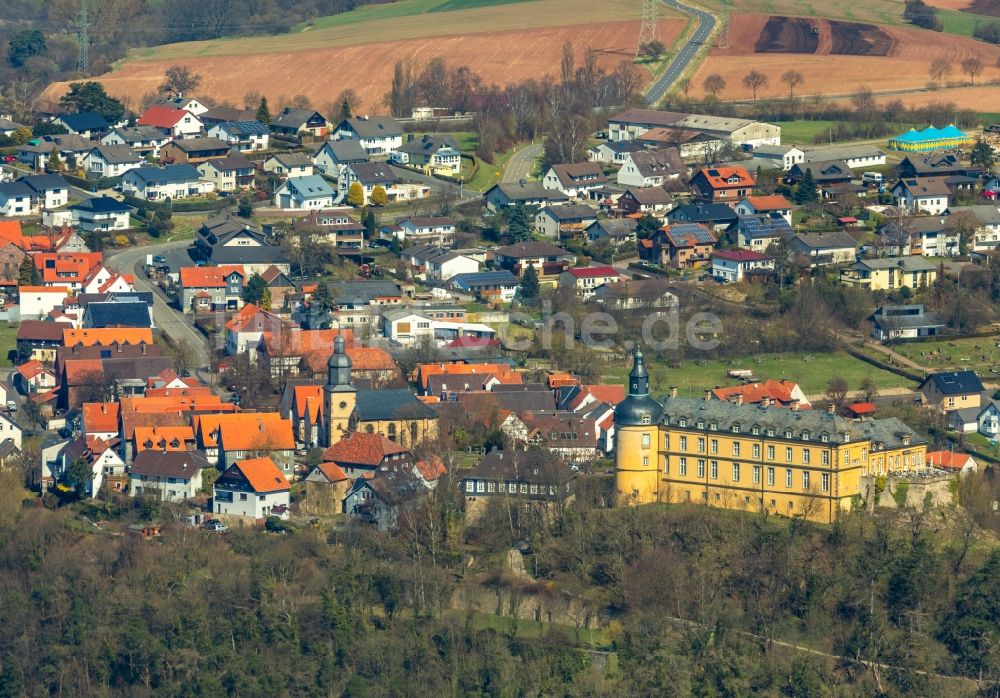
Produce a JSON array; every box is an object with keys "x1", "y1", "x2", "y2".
[
  {"x1": 693, "y1": 13, "x2": 1000, "y2": 100},
  {"x1": 44, "y1": 20, "x2": 683, "y2": 112},
  {"x1": 872, "y1": 85, "x2": 1000, "y2": 109}
]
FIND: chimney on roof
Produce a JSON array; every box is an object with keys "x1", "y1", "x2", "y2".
[
  {"x1": 733, "y1": 393, "x2": 743, "y2": 406},
  {"x1": 669, "y1": 386, "x2": 677, "y2": 398},
  {"x1": 704, "y1": 390, "x2": 712, "y2": 402},
  {"x1": 828, "y1": 403, "x2": 836, "y2": 414},
  {"x1": 790, "y1": 400, "x2": 800, "y2": 412}
]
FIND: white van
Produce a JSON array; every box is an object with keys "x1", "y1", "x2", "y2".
[{"x1": 862, "y1": 172, "x2": 884, "y2": 184}]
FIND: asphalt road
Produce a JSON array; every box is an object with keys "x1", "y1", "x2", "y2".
[
  {"x1": 389, "y1": 164, "x2": 479, "y2": 205},
  {"x1": 502, "y1": 142, "x2": 544, "y2": 184},
  {"x1": 105, "y1": 239, "x2": 213, "y2": 369},
  {"x1": 645, "y1": 0, "x2": 716, "y2": 105}
]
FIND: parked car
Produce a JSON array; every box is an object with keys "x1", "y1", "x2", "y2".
[
  {"x1": 202, "y1": 519, "x2": 228, "y2": 532},
  {"x1": 6, "y1": 401, "x2": 16, "y2": 412},
  {"x1": 2, "y1": 155, "x2": 16, "y2": 163}
]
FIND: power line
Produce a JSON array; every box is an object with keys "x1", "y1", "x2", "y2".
[
  {"x1": 74, "y1": 0, "x2": 90, "y2": 72},
  {"x1": 637, "y1": 0, "x2": 659, "y2": 56}
]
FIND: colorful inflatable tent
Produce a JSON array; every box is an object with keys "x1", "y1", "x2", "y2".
[{"x1": 888, "y1": 124, "x2": 973, "y2": 152}]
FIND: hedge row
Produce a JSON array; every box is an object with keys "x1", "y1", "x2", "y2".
[{"x1": 121, "y1": 192, "x2": 231, "y2": 213}]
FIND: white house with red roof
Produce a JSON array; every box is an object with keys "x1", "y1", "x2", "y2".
[
  {"x1": 15, "y1": 359, "x2": 56, "y2": 395},
  {"x1": 926, "y1": 450, "x2": 978, "y2": 475},
  {"x1": 711, "y1": 249, "x2": 776, "y2": 283},
  {"x1": 557, "y1": 265, "x2": 624, "y2": 299},
  {"x1": 225, "y1": 302, "x2": 285, "y2": 356},
  {"x1": 213, "y1": 456, "x2": 291, "y2": 520},
  {"x1": 18, "y1": 285, "x2": 72, "y2": 320},
  {"x1": 137, "y1": 105, "x2": 203, "y2": 139},
  {"x1": 735, "y1": 195, "x2": 793, "y2": 226}
]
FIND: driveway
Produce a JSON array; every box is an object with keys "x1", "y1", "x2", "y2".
[
  {"x1": 645, "y1": 0, "x2": 716, "y2": 105},
  {"x1": 503, "y1": 142, "x2": 544, "y2": 183},
  {"x1": 105, "y1": 239, "x2": 212, "y2": 369},
  {"x1": 389, "y1": 164, "x2": 479, "y2": 205}
]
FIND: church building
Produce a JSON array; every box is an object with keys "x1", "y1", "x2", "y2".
[{"x1": 323, "y1": 334, "x2": 438, "y2": 448}]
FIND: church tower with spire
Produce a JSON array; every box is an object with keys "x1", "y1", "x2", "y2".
[
  {"x1": 324, "y1": 334, "x2": 356, "y2": 446},
  {"x1": 614, "y1": 346, "x2": 664, "y2": 504}
]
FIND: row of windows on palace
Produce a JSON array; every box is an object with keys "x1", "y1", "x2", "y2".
[
  {"x1": 639, "y1": 432, "x2": 916, "y2": 464},
  {"x1": 464, "y1": 480, "x2": 565, "y2": 496},
  {"x1": 655, "y1": 455, "x2": 923, "y2": 490}
]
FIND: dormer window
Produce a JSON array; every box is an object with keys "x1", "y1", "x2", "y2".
[
  {"x1": 820, "y1": 433, "x2": 829, "y2": 443},
  {"x1": 751, "y1": 424, "x2": 760, "y2": 435},
  {"x1": 708, "y1": 422, "x2": 717, "y2": 431},
  {"x1": 678, "y1": 418, "x2": 687, "y2": 427},
  {"x1": 766, "y1": 427, "x2": 775, "y2": 437},
  {"x1": 784, "y1": 429, "x2": 792, "y2": 439},
  {"x1": 732, "y1": 423, "x2": 741, "y2": 433},
  {"x1": 801, "y1": 431, "x2": 810, "y2": 441},
  {"x1": 641, "y1": 414, "x2": 651, "y2": 425},
  {"x1": 696, "y1": 420, "x2": 704, "y2": 429}
]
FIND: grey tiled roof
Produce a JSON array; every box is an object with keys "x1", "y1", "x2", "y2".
[
  {"x1": 657, "y1": 397, "x2": 925, "y2": 447},
  {"x1": 356, "y1": 389, "x2": 436, "y2": 421}
]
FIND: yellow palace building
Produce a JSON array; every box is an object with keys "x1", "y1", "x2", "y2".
[{"x1": 614, "y1": 348, "x2": 927, "y2": 523}]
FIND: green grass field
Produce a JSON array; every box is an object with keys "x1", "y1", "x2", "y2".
[
  {"x1": 937, "y1": 8, "x2": 997, "y2": 38},
  {"x1": 889, "y1": 336, "x2": 1000, "y2": 375},
  {"x1": 431, "y1": 0, "x2": 531, "y2": 11},
  {"x1": 0, "y1": 323, "x2": 18, "y2": 366},
  {"x1": 776, "y1": 120, "x2": 840, "y2": 145},
  {"x1": 602, "y1": 351, "x2": 915, "y2": 398}
]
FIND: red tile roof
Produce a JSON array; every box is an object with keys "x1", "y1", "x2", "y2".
[
  {"x1": 33, "y1": 252, "x2": 103, "y2": 285},
  {"x1": 314, "y1": 461, "x2": 349, "y2": 482},
  {"x1": 179, "y1": 265, "x2": 245, "y2": 288},
  {"x1": 846, "y1": 402, "x2": 877, "y2": 416},
  {"x1": 565, "y1": 266, "x2": 620, "y2": 279},
  {"x1": 64, "y1": 328, "x2": 153, "y2": 347},
  {"x1": 138, "y1": 105, "x2": 192, "y2": 129},
  {"x1": 0, "y1": 221, "x2": 24, "y2": 249},
  {"x1": 217, "y1": 414, "x2": 295, "y2": 451},
  {"x1": 232, "y1": 456, "x2": 290, "y2": 493},
  {"x1": 83, "y1": 402, "x2": 120, "y2": 434},
  {"x1": 416, "y1": 362, "x2": 517, "y2": 391},
  {"x1": 711, "y1": 380, "x2": 808, "y2": 408},
  {"x1": 415, "y1": 456, "x2": 446, "y2": 482},
  {"x1": 697, "y1": 166, "x2": 755, "y2": 189},
  {"x1": 225, "y1": 303, "x2": 285, "y2": 333},
  {"x1": 321, "y1": 432, "x2": 408, "y2": 466},
  {"x1": 17, "y1": 360, "x2": 51, "y2": 380},
  {"x1": 744, "y1": 195, "x2": 792, "y2": 210},
  {"x1": 926, "y1": 451, "x2": 976, "y2": 470}
]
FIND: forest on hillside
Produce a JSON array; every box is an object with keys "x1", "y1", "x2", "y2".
[{"x1": 5, "y1": 466, "x2": 1000, "y2": 696}]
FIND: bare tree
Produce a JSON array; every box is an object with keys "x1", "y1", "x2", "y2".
[
  {"x1": 676, "y1": 77, "x2": 691, "y2": 97},
  {"x1": 158, "y1": 65, "x2": 202, "y2": 98},
  {"x1": 780, "y1": 69, "x2": 803, "y2": 99},
  {"x1": 703, "y1": 73, "x2": 726, "y2": 97},
  {"x1": 929, "y1": 58, "x2": 952, "y2": 88},
  {"x1": 561, "y1": 40, "x2": 575, "y2": 85},
  {"x1": 742, "y1": 70, "x2": 769, "y2": 104},
  {"x1": 961, "y1": 56, "x2": 984, "y2": 85},
  {"x1": 825, "y1": 376, "x2": 849, "y2": 409}
]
